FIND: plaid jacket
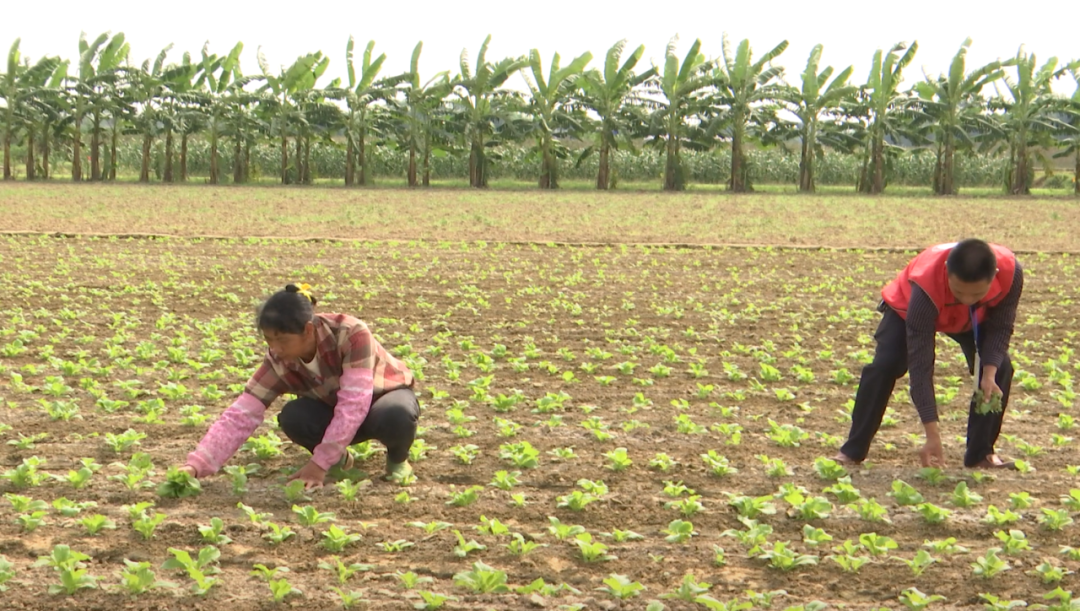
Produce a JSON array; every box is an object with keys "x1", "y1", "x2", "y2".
[{"x1": 187, "y1": 313, "x2": 414, "y2": 474}]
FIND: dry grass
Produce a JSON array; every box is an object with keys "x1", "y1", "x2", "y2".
[{"x1": 2, "y1": 182, "x2": 1078, "y2": 250}]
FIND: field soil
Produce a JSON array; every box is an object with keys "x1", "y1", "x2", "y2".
[
  {"x1": 3, "y1": 182, "x2": 1080, "y2": 252},
  {"x1": 0, "y1": 236, "x2": 1077, "y2": 609}
]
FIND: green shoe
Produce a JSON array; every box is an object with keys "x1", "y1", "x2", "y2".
[{"x1": 382, "y1": 459, "x2": 413, "y2": 482}]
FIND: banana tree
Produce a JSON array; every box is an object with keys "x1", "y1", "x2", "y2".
[
  {"x1": 915, "y1": 39, "x2": 1007, "y2": 195},
  {"x1": 256, "y1": 50, "x2": 294, "y2": 184},
  {"x1": 573, "y1": 40, "x2": 656, "y2": 189},
  {"x1": 1, "y1": 39, "x2": 25, "y2": 180},
  {"x1": 391, "y1": 41, "x2": 454, "y2": 187},
  {"x1": 289, "y1": 53, "x2": 335, "y2": 185},
  {"x1": 258, "y1": 51, "x2": 329, "y2": 184},
  {"x1": 159, "y1": 52, "x2": 201, "y2": 182},
  {"x1": 127, "y1": 45, "x2": 173, "y2": 182},
  {"x1": 2, "y1": 40, "x2": 63, "y2": 180},
  {"x1": 25, "y1": 60, "x2": 69, "y2": 180},
  {"x1": 711, "y1": 36, "x2": 788, "y2": 192},
  {"x1": 225, "y1": 92, "x2": 264, "y2": 184},
  {"x1": 992, "y1": 49, "x2": 1072, "y2": 194},
  {"x1": 857, "y1": 41, "x2": 919, "y2": 194},
  {"x1": 644, "y1": 37, "x2": 714, "y2": 191},
  {"x1": 521, "y1": 49, "x2": 592, "y2": 188},
  {"x1": 340, "y1": 38, "x2": 393, "y2": 186},
  {"x1": 778, "y1": 44, "x2": 857, "y2": 192},
  {"x1": 1055, "y1": 67, "x2": 1080, "y2": 195},
  {"x1": 75, "y1": 32, "x2": 129, "y2": 181},
  {"x1": 454, "y1": 35, "x2": 527, "y2": 188},
  {"x1": 198, "y1": 41, "x2": 243, "y2": 184}
]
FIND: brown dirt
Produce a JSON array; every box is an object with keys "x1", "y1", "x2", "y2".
[
  {"x1": 3, "y1": 182, "x2": 1080, "y2": 252},
  {"x1": 0, "y1": 236, "x2": 1077, "y2": 610}
]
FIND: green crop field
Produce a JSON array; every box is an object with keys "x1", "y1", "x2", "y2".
[{"x1": 0, "y1": 184, "x2": 1079, "y2": 610}]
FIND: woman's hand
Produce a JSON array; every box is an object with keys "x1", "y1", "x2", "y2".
[
  {"x1": 287, "y1": 460, "x2": 327, "y2": 490},
  {"x1": 177, "y1": 465, "x2": 198, "y2": 478}
]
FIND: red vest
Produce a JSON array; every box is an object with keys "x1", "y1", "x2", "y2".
[{"x1": 881, "y1": 243, "x2": 1016, "y2": 334}]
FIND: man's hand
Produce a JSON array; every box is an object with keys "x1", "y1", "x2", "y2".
[
  {"x1": 980, "y1": 365, "x2": 1002, "y2": 401},
  {"x1": 918, "y1": 422, "x2": 945, "y2": 468},
  {"x1": 287, "y1": 460, "x2": 327, "y2": 490}
]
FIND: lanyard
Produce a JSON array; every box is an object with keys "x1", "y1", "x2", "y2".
[{"x1": 970, "y1": 306, "x2": 981, "y2": 385}]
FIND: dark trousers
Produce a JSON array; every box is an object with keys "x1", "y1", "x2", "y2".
[
  {"x1": 278, "y1": 388, "x2": 420, "y2": 464},
  {"x1": 840, "y1": 307, "x2": 1013, "y2": 467}
]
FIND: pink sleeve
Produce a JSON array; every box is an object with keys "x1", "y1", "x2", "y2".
[
  {"x1": 186, "y1": 393, "x2": 267, "y2": 477},
  {"x1": 311, "y1": 368, "x2": 374, "y2": 470}
]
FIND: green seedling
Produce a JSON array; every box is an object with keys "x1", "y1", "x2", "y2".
[
  {"x1": 453, "y1": 562, "x2": 510, "y2": 594},
  {"x1": 321, "y1": 525, "x2": 362, "y2": 552},
  {"x1": 34, "y1": 545, "x2": 98, "y2": 595},
  {"x1": 292, "y1": 504, "x2": 335, "y2": 527},
  {"x1": 505, "y1": 533, "x2": 546, "y2": 556},
  {"x1": 117, "y1": 559, "x2": 177, "y2": 596},
  {"x1": 156, "y1": 466, "x2": 201, "y2": 498},
  {"x1": 597, "y1": 574, "x2": 645, "y2": 600},
  {"x1": 197, "y1": 517, "x2": 233, "y2": 545},
  {"x1": 222, "y1": 463, "x2": 260, "y2": 496},
  {"x1": 262, "y1": 522, "x2": 296, "y2": 545},
  {"x1": 972, "y1": 548, "x2": 1010, "y2": 579},
  {"x1": 575, "y1": 533, "x2": 617, "y2": 562},
  {"x1": 452, "y1": 530, "x2": 487, "y2": 557},
  {"x1": 318, "y1": 556, "x2": 373, "y2": 585}
]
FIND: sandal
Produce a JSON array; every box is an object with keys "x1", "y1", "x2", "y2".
[
  {"x1": 833, "y1": 452, "x2": 863, "y2": 467},
  {"x1": 967, "y1": 454, "x2": 1017, "y2": 470}
]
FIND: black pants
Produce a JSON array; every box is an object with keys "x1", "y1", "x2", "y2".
[
  {"x1": 840, "y1": 307, "x2": 1013, "y2": 467},
  {"x1": 278, "y1": 388, "x2": 420, "y2": 464}
]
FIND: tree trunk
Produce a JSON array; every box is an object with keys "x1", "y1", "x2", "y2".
[
  {"x1": 942, "y1": 131, "x2": 956, "y2": 195},
  {"x1": 25, "y1": 129, "x2": 35, "y2": 180},
  {"x1": 798, "y1": 123, "x2": 815, "y2": 193},
  {"x1": 358, "y1": 131, "x2": 368, "y2": 186},
  {"x1": 468, "y1": 139, "x2": 479, "y2": 187},
  {"x1": 180, "y1": 133, "x2": 189, "y2": 182},
  {"x1": 140, "y1": 133, "x2": 152, "y2": 182},
  {"x1": 345, "y1": 136, "x2": 355, "y2": 186},
  {"x1": 798, "y1": 139, "x2": 810, "y2": 192},
  {"x1": 280, "y1": 136, "x2": 289, "y2": 184},
  {"x1": 243, "y1": 139, "x2": 251, "y2": 183},
  {"x1": 209, "y1": 129, "x2": 219, "y2": 185},
  {"x1": 1, "y1": 130, "x2": 10, "y2": 180},
  {"x1": 233, "y1": 137, "x2": 243, "y2": 184},
  {"x1": 870, "y1": 135, "x2": 885, "y2": 194},
  {"x1": 469, "y1": 135, "x2": 486, "y2": 188},
  {"x1": 597, "y1": 141, "x2": 610, "y2": 190},
  {"x1": 1075, "y1": 149, "x2": 1079, "y2": 196},
  {"x1": 539, "y1": 136, "x2": 557, "y2": 189},
  {"x1": 932, "y1": 142, "x2": 943, "y2": 195},
  {"x1": 407, "y1": 144, "x2": 418, "y2": 187},
  {"x1": 109, "y1": 127, "x2": 118, "y2": 180},
  {"x1": 71, "y1": 119, "x2": 82, "y2": 181},
  {"x1": 303, "y1": 137, "x2": 312, "y2": 185},
  {"x1": 663, "y1": 134, "x2": 681, "y2": 191},
  {"x1": 294, "y1": 137, "x2": 302, "y2": 185},
  {"x1": 90, "y1": 112, "x2": 101, "y2": 181},
  {"x1": 422, "y1": 138, "x2": 431, "y2": 187},
  {"x1": 1011, "y1": 137, "x2": 1030, "y2": 195},
  {"x1": 41, "y1": 123, "x2": 50, "y2": 180},
  {"x1": 164, "y1": 130, "x2": 174, "y2": 182},
  {"x1": 857, "y1": 148, "x2": 870, "y2": 193},
  {"x1": 730, "y1": 124, "x2": 747, "y2": 192}
]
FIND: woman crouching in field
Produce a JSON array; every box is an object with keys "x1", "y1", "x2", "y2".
[{"x1": 177, "y1": 284, "x2": 418, "y2": 489}]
